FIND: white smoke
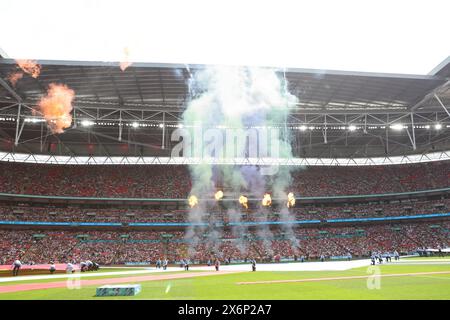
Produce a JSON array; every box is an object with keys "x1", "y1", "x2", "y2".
[{"x1": 180, "y1": 65, "x2": 299, "y2": 257}]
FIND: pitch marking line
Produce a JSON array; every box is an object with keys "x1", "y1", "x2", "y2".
[{"x1": 236, "y1": 271, "x2": 450, "y2": 285}]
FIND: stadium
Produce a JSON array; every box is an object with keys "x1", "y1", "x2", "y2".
[{"x1": 0, "y1": 2, "x2": 449, "y2": 302}]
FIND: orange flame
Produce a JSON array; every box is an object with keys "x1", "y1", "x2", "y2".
[
  {"x1": 7, "y1": 71, "x2": 23, "y2": 87},
  {"x1": 37, "y1": 84, "x2": 75, "y2": 134},
  {"x1": 188, "y1": 195, "x2": 198, "y2": 208},
  {"x1": 287, "y1": 192, "x2": 295, "y2": 208},
  {"x1": 239, "y1": 195, "x2": 248, "y2": 209},
  {"x1": 119, "y1": 47, "x2": 132, "y2": 71},
  {"x1": 262, "y1": 193, "x2": 272, "y2": 207},
  {"x1": 16, "y1": 59, "x2": 41, "y2": 78},
  {"x1": 214, "y1": 190, "x2": 224, "y2": 201}
]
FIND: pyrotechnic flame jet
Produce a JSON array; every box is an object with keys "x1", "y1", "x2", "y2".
[
  {"x1": 120, "y1": 47, "x2": 132, "y2": 71},
  {"x1": 262, "y1": 193, "x2": 272, "y2": 207},
  {"x1": 16, "y1": 59, "x2": 41, "y2": 78},
  {"x1": 188, "y1": 195, "x2": 198, "y2": 208},
  {"x1": 239, "y1": 195, "x2": 248, "y2": 210},
  {"x1": 214, "y1": 190, "x2": 224, "y2": 201},
  {"x1": 287, "y1": 192, "x2": 295, "y2": 208},
  {"x1": 37, "y1": 83, "x2": 75, "y2": 134}
]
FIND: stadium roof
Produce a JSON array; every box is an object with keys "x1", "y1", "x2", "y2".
[
  {"x1": 0, "y1": 57, "x2": 449, "y2": 159},
  {"x1": 1, "y1": 58, "x2": 449, "y2": 112}
]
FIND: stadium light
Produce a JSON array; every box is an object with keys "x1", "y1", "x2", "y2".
[
  {"x1": 81, "y1": 120, "x2": 94, "y2": 127},
  {"x1": 390, "y1": 123, "x2": 404, "y2": 131},
  {"x1": 299, "y1": 125, "x2": 307, "y2": 131},
  {"x1": 348, "y1": 125, "x2": 357, "y2": 132},
  {"x1": 24, "y1": 118, "x2": 45, "y2": 123},
  {"x1": 159, "y1": 123, "x2": 164, "y2": 128},
  {"x1": 435, "y1": 123, "x2": 442, "y2": 130},
  {"x1": 131, "y1": 122, "x2": 139, "y2": 128}
]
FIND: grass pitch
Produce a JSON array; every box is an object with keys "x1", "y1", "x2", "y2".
[{"x1": 0, "y1": 261, "x2": 449, "y2": 300}]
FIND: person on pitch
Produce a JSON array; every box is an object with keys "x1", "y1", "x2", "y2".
[
  {"x1": 251, "y1": 259, "x2": 256, "y2": 272},
  {"x1": 49, "y1": 261, "x2": 56, "y2": 274},
  {"x1": 385, "y1": 252, "x2": 391, "y2": 263},
  {"x1": 66, "y1": 262, "x2": 75, "y2": 273},
  {"x1": 92, "y1": 261, "x2": 100, "y2": 271},
  {"x1": 215, "y1": 258, "x2": 220, "y2": 271},
  {"x1": 394, "y1": 250, "x2": 399, "y2": 261},
  {"x1": 12, "y1": 258, "x2": 22, "y2": 276}
]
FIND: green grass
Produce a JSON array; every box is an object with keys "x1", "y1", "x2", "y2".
[
  {"x1": 401, "y1": 255, "x2": 450, "y2": 261},
  {"x1": 1, "y1": 263, "x2": 449, "y2": 300}
]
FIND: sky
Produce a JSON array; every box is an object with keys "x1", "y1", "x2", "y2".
[{"x1": 1, "y1": 0, "x2": 449, "y2": 75}]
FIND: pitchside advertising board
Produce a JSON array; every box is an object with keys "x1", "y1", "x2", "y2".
[{"x1": 95, "y1": 284, "x2": 142, "y2": 296}]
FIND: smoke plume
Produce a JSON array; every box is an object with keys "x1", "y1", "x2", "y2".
[{"x1": 181, "y1": 65, "x2": 298, "y2": 258}]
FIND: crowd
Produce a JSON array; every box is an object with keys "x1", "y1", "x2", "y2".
[
  {"x1": 291, "y1": 198, "x2": 450, "y2": 220},
  {"x1": 0, "y1": 163, "x2": 190, "y2": 198},
  {"x1": 0, "y1": 198, "x2": 448, "y2": 224},
  {"x1": 0, "y1": 205, "x2": 187, "y2": 223},
  {"x1": 0, "y1": 161, "x2": 448, "y2": 198},
  {"x1": 0, "y1": 160, "x2": 448, "y2": 266},
  {"x1": 0, "y1": 221, "x2": 448, "y2": 265}
]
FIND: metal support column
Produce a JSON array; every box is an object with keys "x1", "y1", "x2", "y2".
[
  {"x1": 161, "y1": 112, "x2": 166, "y2": 149},
  {"x1": 406, "y1": 113, "x2": 416, "y2": 150},
  {"x1": 118, "y1": 110, "x2": 123, "y2": 142},
  {"x1": 14, "y1": 103, "x2": 21, "y2": 146}
]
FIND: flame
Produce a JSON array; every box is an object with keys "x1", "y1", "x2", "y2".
[
  {"x1": 16, "y1": 59, "x2": 41, "y2": 78},
  {"x1": 239, "y1": 195, "x2": 248, "y2": 209},
  {"x1": 119, "y1": 47, "x2": 132, "y2": 71},
  {"x1": 214, "y1": 190, "x2": 224, "y2": 201},
  {"x1": 262, "y1": 193, "x2": 272, "y2": 207},
  {"x1": 287, "y1": 192, "x2": 295, "y2": 208},
  {"x1": 188, "y1": 195, "x2": 198, "y2": 208},
  {"x1": 7, "y1": 71, "x2": 23, "y2": 87},
  {"x1": 37, "y1": 83, "x2": 75, "y2": 134}
]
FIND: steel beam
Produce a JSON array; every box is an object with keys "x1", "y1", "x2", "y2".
[
  {"x1": 435, "y1": 94, "x2": 450, "y2": 119},
  {"x1": 0, "y1": 150, "x2": 449, "y2": 166}
]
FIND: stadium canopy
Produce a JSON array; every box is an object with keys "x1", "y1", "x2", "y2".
[{"x1": 0, "y1": 56, "x2": 449, "y2": 161}]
